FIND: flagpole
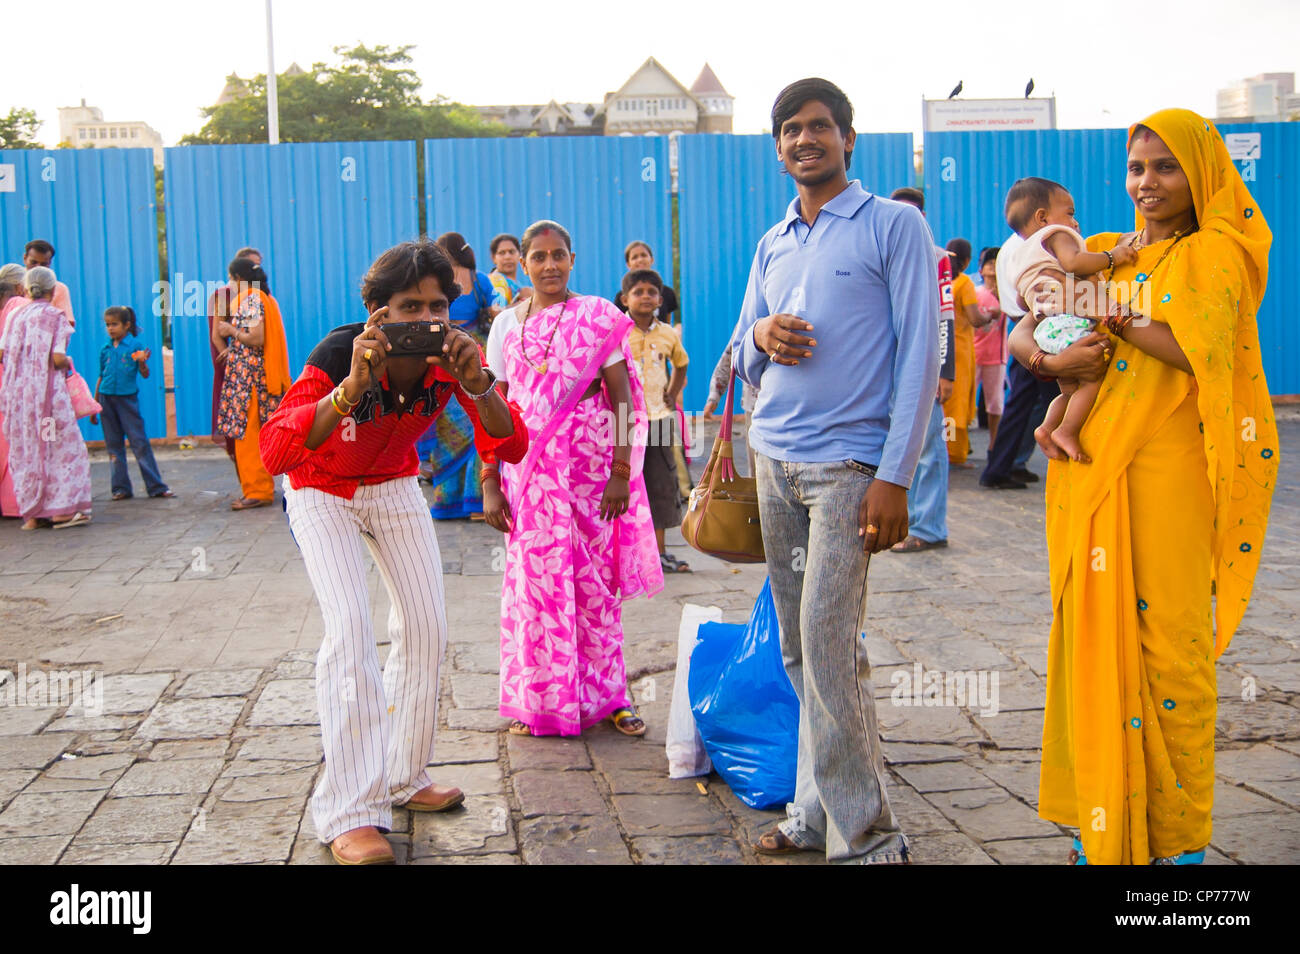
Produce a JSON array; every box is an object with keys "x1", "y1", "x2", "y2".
[{"x1": 265, "y1": 0, "x2": 280, "y2": 145}]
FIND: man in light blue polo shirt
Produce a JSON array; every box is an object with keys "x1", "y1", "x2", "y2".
[{"x1": 731, "y1": 78, "x2": 938, "y2": 865}]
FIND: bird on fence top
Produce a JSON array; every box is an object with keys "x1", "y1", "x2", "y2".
[{"x1": 948, "y1": 80, "x2": 963, "y2": 99}]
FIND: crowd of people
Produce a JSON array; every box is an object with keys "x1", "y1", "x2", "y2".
[{"x1": 1, "y1": 79, "x2": 1279, "y2": 869}]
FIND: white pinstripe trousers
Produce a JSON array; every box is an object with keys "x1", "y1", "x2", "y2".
[{"x1": 284, "y1": 477, "x2": 448, "y2": 843}]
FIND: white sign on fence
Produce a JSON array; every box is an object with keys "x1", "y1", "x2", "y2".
[
  {"x1": 1225, "y1": 132, "x2": 1262, "y2": 160},
  {"x1": 924, "y1": 98, "x2": 1057, "y2": 132}
]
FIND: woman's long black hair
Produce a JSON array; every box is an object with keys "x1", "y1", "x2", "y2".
[{"x1": 228, "y1": 256, "x2": 271, "y2": 296}]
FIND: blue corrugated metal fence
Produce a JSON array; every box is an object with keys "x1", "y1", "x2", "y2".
[
  {"x1": 425, "y1": 136, "x2": 673, "y2": 315},
  {"x1": 924, "y1": 123, "x2": 1299, "y2": 395},
  {"x1": 0, "y1": 148, "x2": 161, "y2": 439},
  {"x1": 6, "y1": 124, "x2": 1294, "y2": 450},
  {"x1": 676, "y1": 133, "x2": 916, "y2": 410},
  {"x1": 163, "y1": 141, "x2": 418, "y2": 437}
]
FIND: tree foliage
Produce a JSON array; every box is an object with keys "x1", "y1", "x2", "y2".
[
  {"x1": 0, "y1": 107, "x2": 44, "y2": 149},
  {"x1": 181, "y1": 44, "x2": 504, "y2": 144}
]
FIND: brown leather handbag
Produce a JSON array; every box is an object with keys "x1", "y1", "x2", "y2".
[{"x1": 680, "y1": 368, "x2": 765, "y2": 563}]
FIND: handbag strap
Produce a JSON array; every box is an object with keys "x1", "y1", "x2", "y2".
[
  {"x1": 717, "y1": 366, "x2": 739, "y2": 481},
  {"x1": 719, "y1": 365, "x2": 737, "y2": 442}
]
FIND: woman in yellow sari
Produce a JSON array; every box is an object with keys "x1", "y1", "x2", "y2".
[
  {"x1": 943, "y1": 239, "x2": 995, "y2": 466},
  {"x1": 1011, "y1": 109, "x2": 1277, "y2": 865},
  {"x1": 215, "y1": 257, "x2": 291, "y2": 509}
]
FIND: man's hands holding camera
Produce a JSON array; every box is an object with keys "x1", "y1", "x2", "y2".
[{"x1": 343, "y1": 307, "x2": 491, "y2": 402}]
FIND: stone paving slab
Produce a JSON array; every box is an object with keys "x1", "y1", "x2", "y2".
[
  {"x1": 0, "y1": 420, "x2": 1297, "y2": 864},
  {"x1": 135, "y1": 697, "x2": 246, "y2": 740}
]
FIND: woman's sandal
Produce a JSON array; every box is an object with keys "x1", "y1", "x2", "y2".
[
  {"x1": 1068, "y1": 837, "x2": 1088, "y2": 866},
  {"x1": 507, "y1": 720, "x2": 532, "y2": 736},
  {"x1": 231, "y1": 497, "x2": 272, "y2": 511},
  {"x1": 660, "y1": 552, "x2": 692, "y2": 573},
  {"x1": 610, "y1": 708, "x2": 647, "y2": 737},
  {"x1": 753, "y1": 828, "x2": 807, "y2": 856},
  {"x1": 53, "y1": 512, "x2": 91, "y2": 529},
  {"x1": 111, "y1": 492, "x2": 132, "y2": 501}
]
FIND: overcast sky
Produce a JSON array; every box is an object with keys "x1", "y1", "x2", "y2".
[{"x1": 5, "y1": 0, "x2": 1298, "y2": 145}]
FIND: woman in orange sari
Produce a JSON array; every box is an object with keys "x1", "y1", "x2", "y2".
[
  {"x1": 1011, "y1": 109, "x2": 1277, "y2": 865},
  {"x1": 215, "y1": 257, "x2": 291, "y2": 509}
]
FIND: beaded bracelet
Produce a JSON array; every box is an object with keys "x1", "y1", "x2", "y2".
[{"x1": 610, "y1": 459, "x2": 632, "y2": 480}]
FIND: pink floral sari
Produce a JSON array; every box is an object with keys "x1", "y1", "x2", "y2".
[
  {"x1": 498, "y1": 295, "x2": 663, "y2": 735},
  {"x1": 0, "y1": 297, "x2": 24, "y2": 516},
  {"x1": 0, "y1": 301, "x2": 92, "y2": 520}
]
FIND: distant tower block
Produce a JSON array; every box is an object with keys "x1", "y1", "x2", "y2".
[{"x1": 690, "y1": 64, "x2": 734, "y2": 133}]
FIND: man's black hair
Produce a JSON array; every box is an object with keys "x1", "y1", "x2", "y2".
[
  {"x1": 891, "y1": 187, "x2": 925, "y2": 211},
  {"x1": 771, "y1": 78, "x2": 854, "y2": 168},
  {"x1": 24, "y1": 239, "x2": 55, "y2": 258},
  {"x1": 621, "y1": 268, "x2": 663, "y2": 297},
  {"x1": 361, "y1": 240, "x2": 460, "y2": 308}
]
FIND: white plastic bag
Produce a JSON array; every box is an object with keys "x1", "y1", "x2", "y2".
[{"x1": 666, "y1": 602, "x2": 720, "y2": 778}]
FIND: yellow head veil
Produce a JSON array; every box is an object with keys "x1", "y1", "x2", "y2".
[{"x1": 1129, "y1": 108, "x2": 1272, "y2": 303}]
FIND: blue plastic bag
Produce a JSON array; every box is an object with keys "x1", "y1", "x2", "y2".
[{"x1": 687, "y1": 577, "x2": 799, "y2": 810}]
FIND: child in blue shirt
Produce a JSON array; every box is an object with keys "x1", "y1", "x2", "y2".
[{"x1": 93, "y1": 306, "x2": 173, "y2": 499}]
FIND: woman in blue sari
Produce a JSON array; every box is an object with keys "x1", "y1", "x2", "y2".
[{"x1": 417, "y1": 232, "x2": 506, "y2": 518}]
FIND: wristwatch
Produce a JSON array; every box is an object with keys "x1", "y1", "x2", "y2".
[{"x1": 461, "y1": 367, "x2": 498, "y2": 400}]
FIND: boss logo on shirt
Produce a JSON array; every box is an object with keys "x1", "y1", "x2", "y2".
[{"x1": 835, "y1": 270, "x2": 852, "y2": 277}]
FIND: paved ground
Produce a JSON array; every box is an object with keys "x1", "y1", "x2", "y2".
[{"x1": 1, "y1": 413, "x2": 1297, "y2": 865}]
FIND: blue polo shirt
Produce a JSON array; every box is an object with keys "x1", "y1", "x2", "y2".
[
  {"x1": 732, "y1": 181, "x2": 939, "y2": 488},
  {"x1": 98, "y1": 334, "x2": 143, "y2": 396}
]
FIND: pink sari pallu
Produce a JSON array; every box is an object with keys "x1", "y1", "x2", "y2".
[{"x1": 498, "y1": 295, "x2": 663, "y2": 736}]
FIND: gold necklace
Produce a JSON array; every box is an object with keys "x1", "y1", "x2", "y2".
[
  {"x1": 1133, "y1": 227, "x2": 1188, "y2": 281},
  {"x1": 519, "y1": 292, "x2": 570, "y2": 374}
]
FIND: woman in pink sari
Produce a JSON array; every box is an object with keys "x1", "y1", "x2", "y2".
[
  {"x1": 0, "y1": 263, "x2": 27, "y2": 517},
  {"x1": 483, "y1": 220, "x2": 664, "y2": 737},
  {"x1": 0, "y1": 267, "x2": 93, "y2": 529}
]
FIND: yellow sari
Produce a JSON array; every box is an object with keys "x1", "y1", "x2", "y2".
[{"x1": 1039, "y1": 109, "x2": 1277, "y2": 864}]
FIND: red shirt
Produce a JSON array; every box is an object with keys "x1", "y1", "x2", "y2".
[{"x1": 260, "y1": 322, "x2": 529, "y2": 498}]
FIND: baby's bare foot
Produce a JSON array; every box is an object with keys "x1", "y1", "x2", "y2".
[
  {"x1": 1051, "y1": 428, "x2": 1091, "y2": 464},
  {"x1": 1035, "y1": 424, "x2": 1067, "y2": 461}
]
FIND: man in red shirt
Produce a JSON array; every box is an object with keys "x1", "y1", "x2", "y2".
[{"x1": 261, "y1": 240, "x2": 528, "y2": 865}]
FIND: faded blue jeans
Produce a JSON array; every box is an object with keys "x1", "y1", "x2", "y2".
[{"x1": 755, "y1": 453, "x2": 908, "y2": 864}]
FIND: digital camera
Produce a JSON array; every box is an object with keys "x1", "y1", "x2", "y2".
[{"x1": 384, "y1": 321, "x2": 447, "y2": 358}]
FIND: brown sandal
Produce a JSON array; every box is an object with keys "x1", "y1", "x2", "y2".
[
  {"x1": 753, "y1": 828, "x2": 808, "y2": 855},
  {"x1": 231, "y1": 497, "x2": 272, "y2": 511},
  {"x1": 508, "y1": 720, "x2": 532, "y2": 736},
  {"x1": 890, "y1": 535, "x2": 948, "y2": 553}
]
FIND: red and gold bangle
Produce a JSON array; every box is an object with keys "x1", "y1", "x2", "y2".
[
  {"x1": 610, "y1": 459, "x2": 632, "y2": 480},
  {"x1": 1104, "y1": 310, "x2": 1136, "y2": 338},
  {"x1": 1028, "y1": 349, "x2": 1052, "y2": 380}
]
